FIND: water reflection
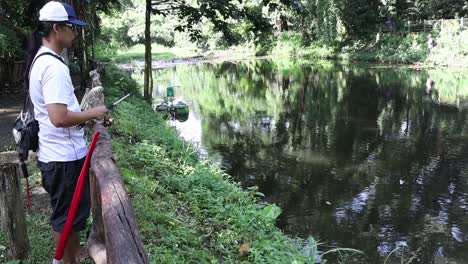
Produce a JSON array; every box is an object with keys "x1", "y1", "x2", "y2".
[{"x1": 146, "y1": 60, "x2": 468, "y2": 263}]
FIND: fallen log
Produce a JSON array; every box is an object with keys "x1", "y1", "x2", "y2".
[{"x1": 85, "y1": 69, "x2": 148, "y2": 263}]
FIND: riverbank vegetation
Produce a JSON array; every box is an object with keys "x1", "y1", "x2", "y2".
[
  {"x1": 96, "y1": 0, "x2": 468, "y2": 67},
  {"x1": 272, "y1": 29, "x2": 468, "y2": 66}
]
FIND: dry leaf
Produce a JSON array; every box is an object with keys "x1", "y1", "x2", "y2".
[{"x1": 239, "y1": 243, "x2": 250, "y2": 255}]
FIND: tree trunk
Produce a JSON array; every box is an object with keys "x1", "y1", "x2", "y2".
[
  {"x1": 80, "y1": 28, "x2": 88, "y2": 89},
  {"x1": 91, "y1": 11, "x2": 96, "y2": 62},
  {"x1": 280, "y1": 15, "x2": 288, "y2": 31},
  {"x1": 0, "y1": 159, "x2": 30, "y2": 261},
  {"x1": 71, "y1": 0, "x2": 88, "y2": 90},
  {"x1": 144, "y1": 0, "x2": 153, "y2": 98}
]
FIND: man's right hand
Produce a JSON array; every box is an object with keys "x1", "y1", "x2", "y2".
[{"x1": 91, "y1": 105, "x2": 109, "y2": 119}]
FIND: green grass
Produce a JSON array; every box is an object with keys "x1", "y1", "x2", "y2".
[
  {"x1": 99, "y1": 43, "x2": 259, "y2": 65},
  {"x1": 99, "y1": 44, "x2": 201, "y2": 63},
  {"x1": 270, "y1": 29, "x2": 468, "y2": 67}
]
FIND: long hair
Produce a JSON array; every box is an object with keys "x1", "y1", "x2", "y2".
[{"x1": 23, "y1": 22, "x2": 54, "y2": 91}]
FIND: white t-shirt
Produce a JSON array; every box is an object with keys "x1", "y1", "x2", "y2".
[{"x1": 29, "y1": 46, "x2": 87, "y2": 163}]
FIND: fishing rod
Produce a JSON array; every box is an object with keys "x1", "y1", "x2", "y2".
[{"x1": 77, "y1": 93, "x2": 132, "y2": 130}]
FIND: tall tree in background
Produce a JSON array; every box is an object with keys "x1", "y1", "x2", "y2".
[
  {"x1": 383, "y1": 0, "x2": 468, "y2": 21},
  {"x1": 338, "y1": 0, "x2": 382, "y2": 37},
  {"x1": 316, "y1": 0, "x2": 339, "y2": 42},
  {"x1": 70, "y1": 0, "x2": 123, "y2": 88},
  {"x1": 144, "y1": 0, "x2": 153, "y2": 98}
]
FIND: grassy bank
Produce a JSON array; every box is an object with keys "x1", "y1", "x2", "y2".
[
  {"x1": 98, "y1": 44, "x2": 259, "y2": 64},
  {"x1": 97, "y1": 44, "x2": 200, "y2": 63},
  {"x1": 109, "y1": 24, "x2": 467, "y2": 68},
  {"x1": 272, "y1": 26, "x2": 468, "y2": 67}
]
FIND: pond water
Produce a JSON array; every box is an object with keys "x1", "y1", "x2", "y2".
[{"x1": 144, "y1": 60, "x2": 468, "y2": 263}]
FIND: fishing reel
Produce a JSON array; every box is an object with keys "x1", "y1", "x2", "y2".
[{"x1": 154, "y1": 86, "x2": 189, "y2": 122}]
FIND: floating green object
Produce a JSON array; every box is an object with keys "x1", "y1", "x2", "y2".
[
  {"x1": 167, "y1": 86, "x2": 174, "y2": 97},
  {"x1": 155, "y1": 86, "x2": 189, "y2": 122},
  {"x1": 174, "y1": 101, "x2": 189, "y2": 122}
]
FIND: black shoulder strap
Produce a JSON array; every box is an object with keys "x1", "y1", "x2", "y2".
[
  {"x1": 24, "y1": 52, "x2": 66, "y2": 113},
  {"x1": 28, "y1": 52, "x2": 66, "y2": 79}
]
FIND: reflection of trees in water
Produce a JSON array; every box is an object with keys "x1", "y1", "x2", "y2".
[{"x1": 152, "y1": 61, "x2": 468, "y2": 263}]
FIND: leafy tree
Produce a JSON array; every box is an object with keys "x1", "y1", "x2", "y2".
[
  {"x1": 382, "y1": 0, "x2": 468, "y2": 21},
  {"x1": 337, "y1": 0, "x2": 382, "y2": 37},
  {"x1": 0, "y1": 0, "x2": 46, "y2": 60},
  {"x1": 0, "y1": 0, "x2": 123, "y2": 63},
  {"x1": 316, "y1": 0, "x2": 339, "y2": 42}
]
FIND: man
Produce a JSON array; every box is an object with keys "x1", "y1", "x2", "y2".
[{"x1": 27, "y1": 2, "x2": 107, "y2": 263}]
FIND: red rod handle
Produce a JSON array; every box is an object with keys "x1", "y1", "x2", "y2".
[{"x1": 54, "y1": 131, "x2": 101, "y2": 262}]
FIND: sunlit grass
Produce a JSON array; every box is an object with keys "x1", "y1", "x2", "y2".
[
  {"x1": 113, "y1": 44, "x2": 200, "y2": 63},
  {"x1": 106, "y1": 44, "x2": 258, "y2": 64}
]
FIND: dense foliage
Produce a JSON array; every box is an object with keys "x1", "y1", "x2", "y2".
[
  {"x1": 1, "y1": 0, "x2": 466, "y2": 65},
  {"x1": 97, "y1": 0, "x2": 468, "y2": 45},
  {"x1": 0, "y1": 25, "x2": 23, "y2": 60},
  {"x1": 91, "y1": 0, "x2": 468, "y2": 68},
  {"x1": 0, "y1": 0, "x2": 123, "y2": 61}
]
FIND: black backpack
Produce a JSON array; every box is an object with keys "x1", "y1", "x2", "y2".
[{"x1": 12, "y1": 52, "x2": 65, "y2": 178}]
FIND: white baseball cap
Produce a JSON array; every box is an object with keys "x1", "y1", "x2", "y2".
[{"x1": 39, "y1": 1, "x2": 87, "y2": 26}]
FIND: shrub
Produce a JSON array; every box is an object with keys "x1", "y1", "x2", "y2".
[
  {"x1": 0, "y1": 25, "x2": 23, "y2": 60},
  {"x1": 427, "y1": 25, "x2": 468, "y2": 67}
]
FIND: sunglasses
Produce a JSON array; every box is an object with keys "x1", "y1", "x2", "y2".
[{"x1": 61, "y1": 23, "x2": 77, "y2": 32}]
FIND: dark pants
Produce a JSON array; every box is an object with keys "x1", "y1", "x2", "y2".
[{"x1": 37, "y1": 157, "x2": 91, "y2": 233}]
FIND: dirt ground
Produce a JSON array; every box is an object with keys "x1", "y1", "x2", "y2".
[{"x1": 0, "y1": 93, "x2": 23, "y2": 151}]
